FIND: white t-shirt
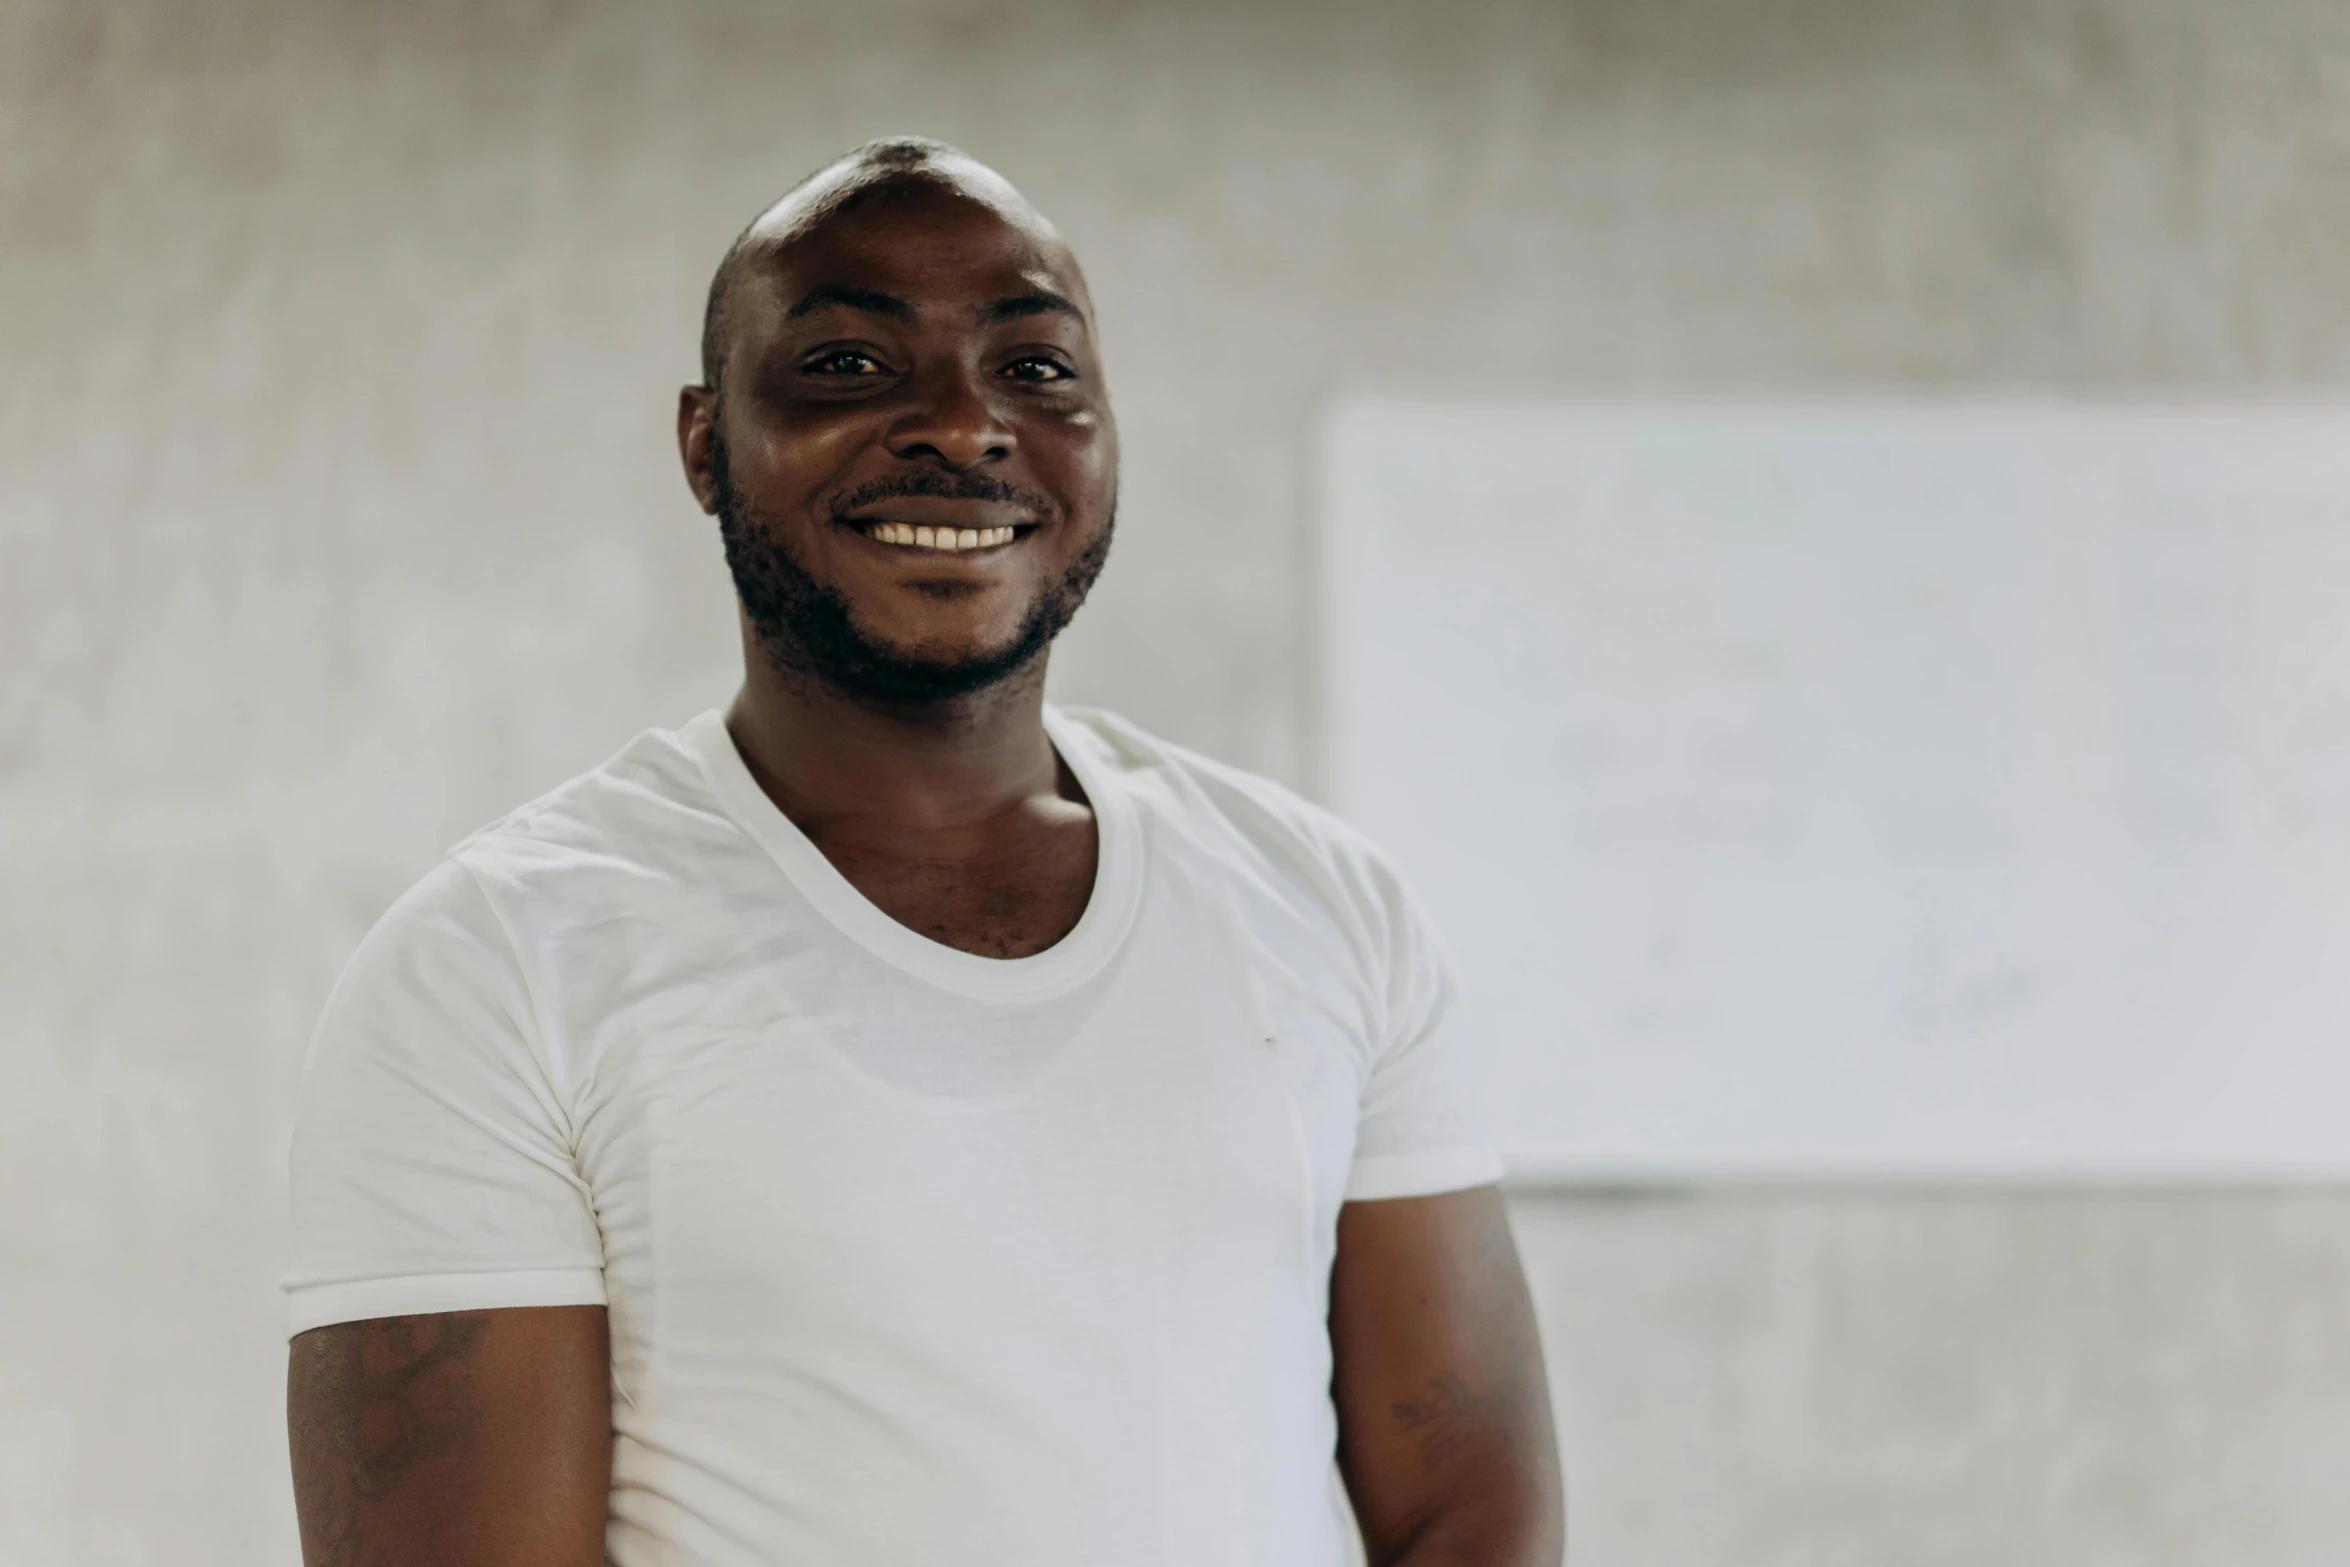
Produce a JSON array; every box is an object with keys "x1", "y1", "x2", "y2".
[{"x1": 284, "y1": 706, "x2": 1499, "y2": 1567}]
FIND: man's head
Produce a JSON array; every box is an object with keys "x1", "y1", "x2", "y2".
[{"x1": 679, "y1": 138, "x2": 1118, "y2": 706}]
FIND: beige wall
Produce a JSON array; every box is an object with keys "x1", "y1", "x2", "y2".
[{"x1": 7, "y1": 1, "x2": 2350, "y2": 1561}]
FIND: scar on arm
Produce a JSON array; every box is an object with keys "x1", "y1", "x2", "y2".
[
  {"x1": 295, "y1": 1312, "x2": 491, "y2": 1499},
  {"x1": 1389, "y1": 1372, "x2": 1518, "y2": 1472}
]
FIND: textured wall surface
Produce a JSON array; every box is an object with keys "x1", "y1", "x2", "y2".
[
  {"x1": 1525, "y1": 1191, "x2": 2350, "y2": 1566},
  {"x1": 7, "y1": 1, "x2": 2350, "y2": 1561}
]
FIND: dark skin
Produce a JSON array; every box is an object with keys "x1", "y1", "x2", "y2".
[
  {"x1": 688, "y1": 168, "x2": 1113, "y2": 960},
  {"x1": 286, "y1": 151, "x2": 1563, "y2": 1566},
  {"x1": 287, "y1": 1307, "x2": 609, "y2": 1567}
]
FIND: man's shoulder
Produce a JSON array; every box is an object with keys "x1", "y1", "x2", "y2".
[
  {"x1": 354, "y1": 716, "x2": 739, "y2": 962},
  {"x1": 1055, "y1": 705, "x2": 1347, "y2": 835},
  {"x1": 1053, "y1": 705, "x2": 1406, "y2": 921},
  {"x1": 317, "y1": 715, "x2": 743, "y2": 1060},
  {"x1": 447, "y1": 713, "x2": 732, "y2": 880}
]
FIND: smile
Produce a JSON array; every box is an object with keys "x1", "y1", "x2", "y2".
[{"x1": 857, "y1": 521, "x2": 1021, "y2": 552}]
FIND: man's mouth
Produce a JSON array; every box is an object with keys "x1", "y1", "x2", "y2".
[{"x1": 851, "y1": 520, "x2": 1028, "y2": 553}]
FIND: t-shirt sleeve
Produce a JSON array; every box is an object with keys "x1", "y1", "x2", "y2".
[
  {"x1": 282, "y1": 857, "x2": 606, "y2": 1338},
  {"x1": 1343, "y1": 854, "x2": 1506, "y2": 1202}
]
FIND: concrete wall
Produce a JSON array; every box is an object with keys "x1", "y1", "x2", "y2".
[{"x1": 7, "y1": 1, "x2": 2349, "y2": 1560}]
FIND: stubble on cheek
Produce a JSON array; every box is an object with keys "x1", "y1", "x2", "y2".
[{"x1": 711, "y1": 409, "x2": 1115, "y2": 700}]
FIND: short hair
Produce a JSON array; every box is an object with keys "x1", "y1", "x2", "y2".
[{"x1": 698, "y1": 137, "x2": 970, "y2": 392}]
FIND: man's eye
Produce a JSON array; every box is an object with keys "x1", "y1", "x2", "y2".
[
  {"x1": 1002, "y1": 356, "x2": 1074, "y2": 383},
  {"x1": 805, "y1": 350, "x2": 886, "y2": 376}
]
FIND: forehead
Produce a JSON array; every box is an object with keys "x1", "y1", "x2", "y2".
[{"x1": 741, "y1": 179, "x2": 1089, "y2": 326}]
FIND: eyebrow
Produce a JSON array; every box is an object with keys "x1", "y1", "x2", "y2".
[
  {"x1": 980, "y1": 291, "x2": 1087, "y2": 326},
  {"x1": 782, "y1": 284, "x2": 917, "y2": 323}
]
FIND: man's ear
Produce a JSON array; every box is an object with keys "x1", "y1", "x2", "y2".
[{"x1": 677, "y1": 385, "x2": 720, "y2": 515}]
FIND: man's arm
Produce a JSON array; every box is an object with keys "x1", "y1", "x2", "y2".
[
  {"x1": 287, "y1": 1305, "x2": 611, "y2": 1567},
  {"x1": 1331, "y1": 1186, "x2": 1564, "y2": 1567}
]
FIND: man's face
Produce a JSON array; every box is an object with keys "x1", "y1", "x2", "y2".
[{"x1": 681, "y1": 180, "x2": 1119, "y2": 703}]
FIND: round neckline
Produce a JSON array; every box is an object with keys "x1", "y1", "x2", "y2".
[{"x1": 684, "y1": 705, "x2": 1142, "y2": 1004}]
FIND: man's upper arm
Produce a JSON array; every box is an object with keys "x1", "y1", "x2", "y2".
[
  {"x1": 284, "y1": 861, "x2": 613, "y2": 1561},
  {"x1": 1330, "y1": 1186, "x2": 1564, "y2": 1567},
  {"x1": 288, "y1": 1305, "x2": 611, "y2": 1567},
  {"x1": 285, "y1": 859, "x2": 606, "y2": 1335}
]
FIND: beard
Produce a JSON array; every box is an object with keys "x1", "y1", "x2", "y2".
[{"x1": 712, "y1": 425, "x2": 1114, "y2": 705}]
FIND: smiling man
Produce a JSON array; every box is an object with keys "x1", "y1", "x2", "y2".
[{"x1": 283, "y1": 138, "x2": 1563, "y2": 1567}]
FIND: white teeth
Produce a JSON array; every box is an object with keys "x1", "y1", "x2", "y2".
[{"x1": 863, "y1": 522, "x2": 1021, "y2": 550}]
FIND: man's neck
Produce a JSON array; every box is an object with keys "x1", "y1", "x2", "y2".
[{"x1": 723, "y1": 635, "x2": 1068, "y2": 835}]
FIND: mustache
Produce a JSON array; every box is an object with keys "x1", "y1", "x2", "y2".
[{"x1": 827, "y1": 472, "x2": 1060, "y2": 524}]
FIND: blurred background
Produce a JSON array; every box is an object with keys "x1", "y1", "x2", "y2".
[{"x1": 9, "y1": 0, "x2": 2350, "y2": 1562}]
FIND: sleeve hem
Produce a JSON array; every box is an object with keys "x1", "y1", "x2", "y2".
[
  {"x1": 1343, "y1": 1146, "x2": 1506, "y2": 1202},
  {"x1": 285, "y1": 1267, "x2": 607, "y2": 1339}
]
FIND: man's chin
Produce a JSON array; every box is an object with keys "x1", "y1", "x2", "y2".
[
  {"x1": 759, "y1": 621, "x2": 1046, "y2": 705},
  {"x1": 867, "y1": 648, "x2": 1039, "y2": 701},
  {"x1": 724, "y1": 524, "x2": 1084, "y2": 706}
]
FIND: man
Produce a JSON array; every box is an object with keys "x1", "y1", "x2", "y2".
[{"x1": 284, "y1": 137, "x2": 1563, "y2": 1566}]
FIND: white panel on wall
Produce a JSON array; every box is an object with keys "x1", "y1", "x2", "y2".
[{"x1": 1324, "y1": 400, "x2": 2350, "y2": 1179}]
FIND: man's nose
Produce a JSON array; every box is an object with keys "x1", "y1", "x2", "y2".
[{"x1": 885, "y1": 363, "x2": 1014, "y2": 470}]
